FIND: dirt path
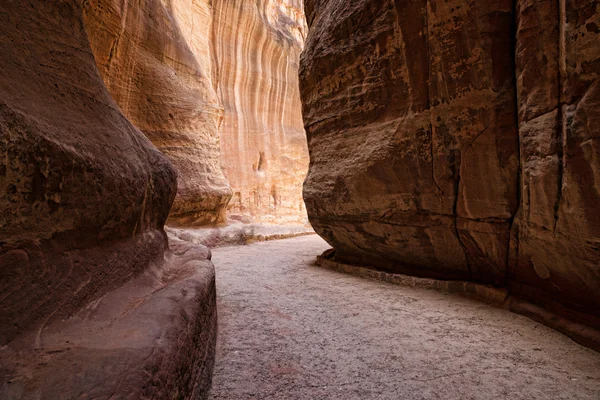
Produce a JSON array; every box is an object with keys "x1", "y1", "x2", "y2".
[{"x1": 209, "y1": 235, "x2": 600, "y2": 400}]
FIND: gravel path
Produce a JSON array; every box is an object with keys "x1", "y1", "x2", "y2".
[{"x1": 209, "y1": 235, "x2": 600, "y2": 400}]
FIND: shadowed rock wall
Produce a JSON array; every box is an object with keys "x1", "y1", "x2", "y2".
[
  {"x1": 300, "y1": 0, "x2": 599, "y2": 325},
  {"x1": 0, "y1": 0, "x2": 176, "y2": 344},
  {"x1": 513, "y1": 0, "x2": 600, "y2": 325},
  {"x1": 0, "y1": 1, "x2": 217, "y2": 397}
]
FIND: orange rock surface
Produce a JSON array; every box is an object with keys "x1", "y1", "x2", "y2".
[{"x1": 83, "y1": 0, "x2": 308, "y2": 226}]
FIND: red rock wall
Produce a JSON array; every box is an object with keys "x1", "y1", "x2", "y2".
[
  {"x1": 300, "y1": 0, "x2": 599, "y2": 323},
  {"x1": 0, "y1": 0, "x2": 177, "y2": 344},
  {"x1": 514, "y1": 0, "x2": 600, "y2": 323}
]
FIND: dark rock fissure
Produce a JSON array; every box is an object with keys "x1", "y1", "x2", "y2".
[
  {"x1": 506, "y1": 0, "x2": 522, "y2": 290},
  {"x1": 553, "y1": 0, "x2": 565, "y2": 233}
]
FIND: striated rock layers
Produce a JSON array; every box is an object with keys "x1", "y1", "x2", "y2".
[
  {"x1": 0, "y1": 1, "x2": 216, "y2": 398},
  {"x1": 300, "y1": 0, "x2": 599, "y2": 325},
  {"x1": 82, "y1": 0, "x2": 232, "y2": 226},
  {"x1": 83, "y1": 0, "x2": 308, "y2": 226},
  {"x1": 214, "y1": 0, "x2": 309, "y2": 224}
]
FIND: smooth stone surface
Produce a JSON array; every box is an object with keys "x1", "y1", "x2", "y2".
[{"x1": 0, "y1": 238, "x2": 217, "y2": 400}]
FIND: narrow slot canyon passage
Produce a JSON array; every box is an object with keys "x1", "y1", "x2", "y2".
[
  {"x1": 2, "y1": 0, "x2": 600, "y2": 398},
  {"x1": 209, "y1": 236, "x2": 600, "y2": 400}
]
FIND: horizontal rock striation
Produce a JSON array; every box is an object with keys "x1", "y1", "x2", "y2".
[{"x1": 300, "y1": 0, "x2": 599, "y2": 326}]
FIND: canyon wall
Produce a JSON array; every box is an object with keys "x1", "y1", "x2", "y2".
[
  {"x1": 214, "y1": 0, "x2": 309, "y2": 224},
  {"x1": 83, "y1": 0, "x2": 232, "y2": 226},
  {"x1": 0, "y1": 1, "x2": 216, "y2": 397},
  {"x1": 1, "y1": 0, "x2": 175, "y2": 344},
  {"x1": 84, "y1": 0, "x2": 308, "y2": 226},
  {"x1": 300, "y1": 0, "x2": 599, "y2": 324}
]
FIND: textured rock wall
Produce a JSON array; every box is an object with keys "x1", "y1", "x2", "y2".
[
  {"x1": 514, "y1": 0, "x2": 600, "y2": 322},
  {"x1": 214, "y1": 0, "x2": 309, "y2": 224},
  {"x1": 1, "y1": 1, "x2": 218, "y2": 397},
  {"x1": 0, "y1": 0, "x2": 176, "y2": 344},
  {"x1": 84, "y1": 0, "x2": 308, "y2": 226},
  {"x1": 300, "y1": 0, "x2": 599, "y2": 323},
  {"x1": 83, "y1": 0, "x2": 232, "y2": 226}
]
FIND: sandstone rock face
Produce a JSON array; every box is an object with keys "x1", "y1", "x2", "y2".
[
  {"x1": 84, "y1": 0, "x2": 308, "y2": 226},
  {"x1": 83, "y1": 0, "x2": 232, "y2": 226},
  {"x1": 302, "y1": 0, "x2": 519, "y2": 282},
  {"x1": 0, "y1": 1, "x2": 216, "y2": 397},
  {"x1": 0, "y1": 0, "x2": 176, "y2": 344},
  {"x1": 300, "y1": 0, "x2": 599, "y2": 323},
  {"x1": 514, "y1": 0, "x2": 600, "y2": 323},
  {"x1": 214, "y1": 0, "x2": 309, "y2": 224},
  {"x1": 1, "y1": 236, "x2": 217, "y2": 400}
]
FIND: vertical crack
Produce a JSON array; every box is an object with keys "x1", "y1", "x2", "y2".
[
  {"x1": 553, "y1": 0, "x2": 566, "y2": 234},
  {"x1": 425, "y1": 1, "x2": 444, "y2": 196},
  {"x1": 451, "y1": 150, "x2": 472, "y2": 280},
  {"x1": 505, "y1": 0, "x2": 522, "y2": 288},
  {"x1": 423, "y1": 0, "x2": 469, "y2": 278}
]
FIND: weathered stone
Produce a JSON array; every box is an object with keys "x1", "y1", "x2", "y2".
[
  {"x1": 0, "y1": 0, "x2": 176, "y2": 344},
  {"x1": 83, "y1": 0, "x2": 232, "y2": 226},
  {"x1": 0, "y1": 237, "x2": 217, "y2": 400},
  {"x1": 83, "y1": 0, "x2": 308, "y2": 226},
  {"x1": 0, "y1": 1, "x2": 217, "y2": 397},
  {"x1": 214, "y1": 0, "x2": 309, "y2": 225},
  {"x1": 301, "y1": 0, "x2": 519, "y2": 284},
  {"x1": 514, "y1": 0, "x2": 600, "y2": 324},
  {"x1": 300, "y1": 0, "x2": 599, "y2": 326}
]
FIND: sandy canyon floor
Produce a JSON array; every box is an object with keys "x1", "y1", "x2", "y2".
[{"x1": 208, "y1": 235, "x2": 600, "y2": 400}]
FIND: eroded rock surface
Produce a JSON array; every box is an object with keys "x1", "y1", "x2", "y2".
[
  {"x1": 1, "y1": 237, "x2": 217, "y2": 400},
  {"x1": 214, "y1": 0, "x2": 309, "y2": 224},
  {"x1": 300, "y1": 0, "x2": 599, "y2": 325},
  {"x1": 0, "y1": 1, "x2": 217, "y2": 397},
  {"x1": 83, "y1": 0, "x2": 232, "y2": 226},
  {"x1": 513, "y1": 0, "x2": 600, "y2": 326},
  {"x1": 84, "y1": 0, "x2": 308, "y2": 226},
  {"x1": 0, "y1": 0, "x2": 176, "y2": 344}
]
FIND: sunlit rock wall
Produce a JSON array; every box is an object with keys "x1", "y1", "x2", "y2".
[
  {"x1": 214, "y1": 0, "x2": 309, "y2": 224},
  {"x1": 83, "y1": 0, "x2": 232, "y2": 226},
  {"x1": 300, "y1": 0, "x2": 599, "y2": 324},
  {"x1": 84, "y1": 0, "x2": 308, "y2": 226}
]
